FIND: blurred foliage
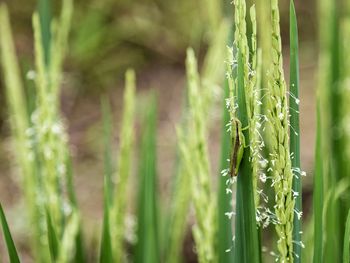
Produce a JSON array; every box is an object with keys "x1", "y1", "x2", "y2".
[
  {"x1": 0, "y1": 0, "x2": 316, "y2": 96},
  {"x1": 0, "y1": 0, "x2": 344, "y2": 262},
  {"x1": 0, "y1": 0, "x2": 225, "y2": 129}
]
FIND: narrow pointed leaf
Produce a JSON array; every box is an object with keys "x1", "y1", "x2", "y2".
[
  {"x1": 66, "y1": 134, "x2": 86, "y2": 263},
  {"x1": 0, "y1": 204, "x2": 20, "y2": 263},
  {"x1": 343, "y1": 209, "x2": 350, "y2": 263},
  {"x1": 233, "y1": 50, "x2": 260, "y2": 263},
  {"x1": 114, "y1": 69, "x2": 136, "y2": 262},
  {"x1": 57, "y1": 212, "x2": 79, "y2": 263},
  {"x1": 289, "y1": 1, "x2": 302, "y2": 261},
  {"x1": 46, "y1": 208, "x2": 60, "y2": 261},
  {"x1": 37, "y1": 0, "x2": 51, "y2": 66},
  {"x1": 135, "y1": 94, "x2": 159, "y2": 263},
  {"x1": 313, "y1": 102, "x2": 324, "y2": 263},
  {"x1": 99, "y1": 98, "x2": 114, "y2": 263},
  {"x1": 218, "y1": 65, "x2": 234, "y2": 263}
]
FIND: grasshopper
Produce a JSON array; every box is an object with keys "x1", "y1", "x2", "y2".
[{"x1": 230, "y1": 118, "x2": 246, "y2": 177}]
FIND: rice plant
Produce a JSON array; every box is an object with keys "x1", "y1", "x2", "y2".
[
  {"x1": 0, "y1": 203, "x2": 20, "y2": 263},
  {"x1": 0, "y1": 1, "x2": 78, "y2": 261},
  {"x1": 2, "y1": 0, "x2": 350, "y2": 262},
  {"x1": 315, "y1": 0, "x2": 350, "y2": 262},
  {"x1": 177, "y1": 48, "x2": 217, "y2": 262}
]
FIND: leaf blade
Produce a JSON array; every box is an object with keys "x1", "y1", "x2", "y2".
[
  {"x1": 99, "y1": 97, "x2": 114, "y2": 263},
  {"x1": 135, "y1": 93, "x2": 160, "y2": 263},
  {"x1": 0, "y1": 204, "x2": 20, "y2": 263},
  {"x1": 313, "y1": 101, "x2": 324, "y2": 263},
  {"x1": 233, "y1": 49, "x2": 260, "y2": 263},
  {"x1": 46, "y1": 208, "x2": 60, "y2": 262},
  {"x1": 289, "y1": 1, "x2": 302, "y2": 261},
  {"x1": 343, "y1": 209, "x2": 350, "y2": 263}
]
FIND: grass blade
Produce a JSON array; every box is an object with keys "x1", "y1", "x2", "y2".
[
  {"x1": 57, "y1": 212, "x2": 79, "y2": 263},
  {"x1": 102, "y1": 97, "x2": 114, "y2": 201},
  {"x1": 230, "y1": 1, "x2": 260, "y2": 261},
  {"x1": 165, "y1": 95, "x2": 191, "y2": 263},
  {"x1": 46, "y1": 208, "x2": 60, "y2": 261},
  {"x1": 37, "y1": 0, "x2": 51, "y2": 66},
  {"x1": 165, "y1": 163, "x2": 190, "y2": 263},
  {"x1": 66, "y1": 124, "x2": 86, "y2": 263},
  {"x1": 289, "y1": 1, "x2": 302, "y2": 261},
  {"x1": 216, "y1": 21, "x2": 234, "y2": 263},
  {"x1": 99, "y1": 98, "x2": 114, "y2": 263},
  {"x1": 113, "y1": 69, "x2": 136, "y2": 262},
  {"x1": 0, "y1": 204, "x2": 20, "y2": 263},
  {"x1": 313, "y1": 101, "x2": 324, "y2": 263},
  {"x1": 343, "y1": 209, "x2": 350, "y2": 263},
  {"x1": 0, "y1": 4, "x2": 29, "y2": 138},
  {"x1": 0, "y1": 5, "x2": 47, "y2": 261},
  {"x1": 233, "y1": 49, "x2": 260, "y2": 263},
  {"x1": 135, "y1": 93, "x2": 159, "y2": 263},
  {"x1": 100, "y1": 176, "x2": 113, "y2": 263},
  {"x1": 184, "y1": 49, "x2": 216, "y2": 262},
  {"x1": 66, "y1": 154, "x2": 78, "y2": 208},
  {"x1": 217, "y1": 66, "x2": 234, "y2": 262}
]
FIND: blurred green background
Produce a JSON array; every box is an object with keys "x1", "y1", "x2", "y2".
[{"x1": 0, "y1": 0, "x2": 317, "y2": 261}]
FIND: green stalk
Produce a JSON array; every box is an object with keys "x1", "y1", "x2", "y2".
[
  {"x1": 135, "y1": 93, "x2": 159, "y2": 263},
  {"x1": 267, "y1": 0, "x2": 295, "y2": 260},
  {"x1": 0, "y1": 4, "x2": 46, "y2": 261},
  {"x1": 38, "y1": 0, "x2": 51, "y2": 66},
  {"x1": 46, "y1": 208, "x2": 60, "y2": 261},
  {"x1": 289, "y1": 1, "x2": 302, "y2": 262},
  {"x1": 318, "y1": 0, "x2": 342, "y2": 260},
  {"x1": 100, "y1": 170, "x2": 113, "y2": 263},
  {"x1": 183, "y1": 49, "x2": 216, "y2": 262},
  {"x1": 313, "y1": 101, "x2": 324, "y2": 263},
  {"x1": 33, "y1": 11, "x2": 64, "y2": 237},
  {"x1": 215, "y1": 16, "x2": 234, "y2": 262},
  {"x1": 340, "y1": 10, "x2": 350, "y2": 230},
  {"x1": 102, "y1": 98, "x2": 114, "y2": 202},
  {"x1": 165, "y1": 97, "x2": 191, "y2": 263},
  {"x1": 100, "y1": 98, "x2": 114, "y2": 263},
  {"x1": 33, "y1": 0, "x2": 73, "y2": 238},
  {"x1": 0, "y1": 204, "x2": 20, "y2": 263},
  {"x1": 165, "y1": 163, "x2": 190, "y2": 263},
  {"x1": 343, "y1": 209, "x2": 350, "y2": 263},
  {"x1": 113, "y1": 69, "x2": 136, "y2": 262},
  {"x1": 217, "y1": 60, "x2": 234, "y2": 263},
  {"x1": 56, "y1": 212, "x2": 79, "y2": 263},
  {"x1": 230, "y1": 1, "x2": 260, "y2": 262},
  {"x1": 233, "y1": 49, "x2": 260, "y2": 263}
]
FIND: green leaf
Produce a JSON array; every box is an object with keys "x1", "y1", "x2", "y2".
[
  {"x1": 313, "y1": 101, "x2": 324, "y2": 263},
  {"x1": 37, "y1": 0, "x2": 51, "y2": 66},
  {"x1": 101, "y1": 97, "x2": 114, "y2": 202},
  {"x1": 343, "y1": 209, "x2": 350, "y2": 263},
  {"x1": 217, "y1": 64, "x2": 234, "y2": 263},
  {"x1": 57, "y1": 212, "x2": 80, "y2": 263},
  {"x1": 164, "y1": 92, "x2": 191, "y2": 263},
  {"x1": 289, "y1": 1, "x2": 302, "y2": 262},
  {"x1": 46, "y1": 208, "x2": 60, "y2": 261},
  {"x1": 233, "y1": 49, "x2": 260, "y2": 263},
  {"x1": 0, "y1": 203, "x2": 20, "y2": 263},
  {"x1": 100, "y1": 176, "x2": 113, "y2": 263},
  {"x1": 66, "y1": 137, "x2": 86, "y2": 263},
  {"x1": 135, "y1": 93, "x2": 160, "y2": 263},
  {"x1": 217, "y1": 24, "x2": 234, "y2": 263},
  {"x1": 66, "y1": 154, "x2": 77, "y2": 207},
  {"x1": 99, "y1": 97, "x2": 114, "y2": 263},
  {"x1": 113, "y1": 69, "x2": 136, "y2": 262}
]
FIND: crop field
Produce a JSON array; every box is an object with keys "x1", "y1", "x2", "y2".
[{"x1": 0, "y1": 0, "x2": 349, "y2": 262}]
